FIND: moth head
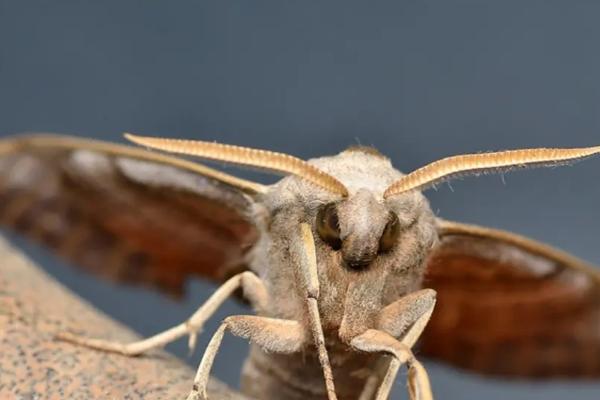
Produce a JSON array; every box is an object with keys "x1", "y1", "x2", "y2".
[
  {"x1": 267, "y1": 146, "x2": 437, "y2": 276},
  {"x1": 314, "y1": 190, "x2": 429, "y2": 272}
]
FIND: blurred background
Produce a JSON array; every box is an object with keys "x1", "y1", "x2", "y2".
[{"x1": 1, "y1": 1, "x2": 599, "y2": 399}]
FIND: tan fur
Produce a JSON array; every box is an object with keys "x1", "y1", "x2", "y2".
[{"x1": 244, "y1": 150, "x2": 438, "y2": 399}]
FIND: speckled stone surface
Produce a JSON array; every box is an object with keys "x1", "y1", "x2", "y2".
[{"x1": 0, "y1": 236, "x2": 248, "y2": 400}]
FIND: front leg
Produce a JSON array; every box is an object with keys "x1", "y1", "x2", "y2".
[
  {"x1": 354, "y1": 289, "x2": 436, "y2": 400},
  {"x1": 378, "y1": 289, "x2": 436, "y2": 348},
  {"x1": 293, "y1": 223, "x2": 338, "y2": 400},
  {"x1": 57, "y1": 271, "x2": 268, "y2": 356},
  {"x1": 187, "y1": 315, "x2": 306, "y2": 400}
]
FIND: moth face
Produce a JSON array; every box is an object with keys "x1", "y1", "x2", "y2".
[
  {"x1": 314, "y1": 188, "x2": 436, "y2": 275},
  {"x1": 266, "y1": 147, "x2": 437, "y2": 276},
  {"x1": 316, "y1": 190, "x2": 400, "y2": 271}
]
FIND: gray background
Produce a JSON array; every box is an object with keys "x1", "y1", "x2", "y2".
[{"x1": 1, "y1": 1, "x2": 600, "y2": 399}]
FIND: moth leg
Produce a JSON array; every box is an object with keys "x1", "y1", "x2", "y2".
[
  {"x1": 377, "y1": 288, "x2": 436, "y2": 347},
  {"x1": 354, "y1": 290, "x2": 436, "y2": 400},
  {"x1": 357, "y1": 357, "x2": 392, "y2": 400},
  {"x1": 186, "y1": 315, "x2": 305, "y2": 400},
  {"x1": 294, "y1": 223, "x2": 338, "y2": 400},
  {"x1": 352, "y1": 329, "x2": 432, "y2": 400},
  {"x1": 58, "y1": 271, "x2": 268, "y2": 356}
]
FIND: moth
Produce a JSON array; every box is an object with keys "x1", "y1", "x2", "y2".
[{"x1": 1, "y1": 133, "x2": 599, "y2": 400}]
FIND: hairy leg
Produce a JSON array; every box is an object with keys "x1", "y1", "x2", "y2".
[
  {"x1": 357, "y1": 357, "x2": 391, "y2": 400},
  {"x1": 293, "y1": 223, "x2": 338, "y2": 400},
  {"x1": 58, "y1": 271, "x2": 268, "y2": 356},
  {"x1": 354, "y1": 289, "x2": 436, "y2": 400},
  {"x1": 377, "y1": 289, "x2": 436, "y2": 345},
  {"x1": 187, "y1": 315, "x2": 305, "y2": 400}
]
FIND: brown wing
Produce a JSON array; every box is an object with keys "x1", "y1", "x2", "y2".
[
  {"x1": 0, "y1": 134, "x2": 264, "y2": 295},
  {"x1": 420, "y1": 220, "x2": 600, "y2": 378}
]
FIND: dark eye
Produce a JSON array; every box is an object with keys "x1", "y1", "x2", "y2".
[
  {"x1": 316, "y1": 203, "x2": 342, "y2": 250},
  {"x1": 379, "y1": 212, "x2": 400, "y2": 253}
]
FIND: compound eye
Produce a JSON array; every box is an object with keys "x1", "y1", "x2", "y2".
[
  {"x1": 316, "y1": 203, "x2": 342, "y2": 250},
  {"x1": 379, "y1": 212, "x2": 400, "y2": 253}
]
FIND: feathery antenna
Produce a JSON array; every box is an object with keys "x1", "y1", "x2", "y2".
[
  {"x1": 384, "y1": 146, "x2": 600, "y2": 198},
  {"x1": 125, "y1": 133, "x2": 349, "y2": 197}
]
